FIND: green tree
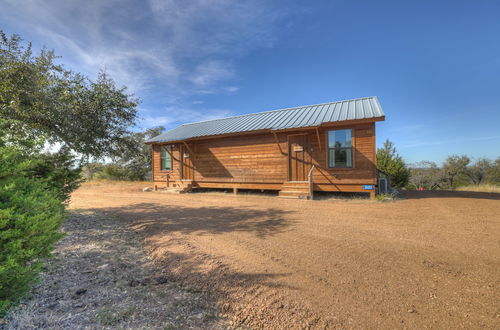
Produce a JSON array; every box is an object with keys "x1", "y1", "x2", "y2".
[
  {"x1": 0, "y1": 147, "x2": 69, "y2": 314},
  {"x1": 466, "y1": 157, "x2": 493, "y2": 185},
  {"x1": 485, "y1": 157, "x2": 500, "y2": 184},
  {"x1": 81, "y1": 126, "x2": 165, "y2": 181},
  {"x1": 0, "y1": 31, "x2": 139, "y2": 314},
  {"x1": 376, "y1": 139, "x2": 410, "y2": 188},
  {"x1": 112, "y1": 126, "x2": 165, "y2": 180},
  {"x1": 442, "y1": 155, "x2": 470, "y2": 189},
  {"x1": 0, "y1": 31, "x2": 139, "y2": 159}
]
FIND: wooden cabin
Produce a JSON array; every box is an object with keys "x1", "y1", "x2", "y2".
[{"x1": 146, "y1": 96, "x2": 385, "y2": 199}]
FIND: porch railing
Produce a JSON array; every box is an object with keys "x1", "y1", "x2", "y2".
[{"x1": 308, "y1": 165, "x2": 316, "y2": 200}]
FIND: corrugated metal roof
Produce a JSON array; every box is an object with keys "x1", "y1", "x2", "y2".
[{"x1": 147, "y1": 96, "x2": 384, "y2": 143}]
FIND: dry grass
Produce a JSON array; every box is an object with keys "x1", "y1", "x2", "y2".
[
  {"x1": 456, "y1": 184, "x2": 500, "y2": 193},
  {"x1": 82, "y1": 179, "x2": 152, "y2": 186},
  {"x1": 3, "y1": 210, "x2": 224, "y2": 329}
]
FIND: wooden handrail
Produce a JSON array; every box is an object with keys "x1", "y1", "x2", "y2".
[{"x1": 308, "y1": 165, "x2": 316, "y2": 200}]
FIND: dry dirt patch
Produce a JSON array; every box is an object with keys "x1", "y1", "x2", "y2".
[
  {"x1": 65, "y1": 183, "x2": 500, "y2": 329},
  {"x1": 3, "y1": 210, "x2": 225, "y2": 329},
  {"x1": 8, "y1": 182, "x2": 499, "y2": 329}
]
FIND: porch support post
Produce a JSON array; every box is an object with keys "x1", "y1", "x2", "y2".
[
  {"x1": 272, "y1": 131, "x2": 286, "y2": 155},
  {"x1": 315, "y1": 127, "x2": 322, "y2": 151},
  {"x1": 161, "y1": 145, "x2": 178, "y2": 161},
  {"x1": 183, "y1": 141, "x2": 196, "y2": 159}
]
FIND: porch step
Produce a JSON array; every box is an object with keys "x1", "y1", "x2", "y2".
[
  {"x1": 162, "y1": 187, "x2": 187, "y2": 194},
  {"x1": 282, "y1": 182, "x2": 309, "y2": 190},
  {"x1": 162, "y1": 181, "x2": 193, "y2": 194},
  {"x1": 278, "y1": 190, "x2": 311, "y2": 199},
  {"x1": 281, "y1": 186, "x2": 309, "y2": 192},
  {"x1": 282, "y1": 181, "x2": 309, "y2": 186}
]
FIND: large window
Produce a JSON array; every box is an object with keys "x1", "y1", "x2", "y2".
[
  {"x1": 160, "y1": 146, "x2": 172, "y2": 170},
  {"x1": 328, "y1": 129, "x2": 353, "y2": 168}
]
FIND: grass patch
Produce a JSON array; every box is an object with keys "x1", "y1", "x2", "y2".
[
  {"x1": 83, "y1": 179, "x2": 152, "y2": 186},
  {"x1": 456, "y1": 184, "x2": 500, "y2": 193},
  {"x1": 375, "y1": 193, "x2": 397, "y2": 201},
  {"x1": 95, "y1": 306, "x2": 136, "y2": 326}
]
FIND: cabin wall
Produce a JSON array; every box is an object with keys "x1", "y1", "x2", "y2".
[
  {"x1": 152, "y1": 144, "x2": 181, "y2": 184},
  {"x1": 151, "y1": 122, "x2": 377, "y2": 191},
  {"x1": 193, "y1": 134, "x2": 287, "y2": 183},
  {"x1": 311, "y1": 122, "x2": 377, "y2": 187}
]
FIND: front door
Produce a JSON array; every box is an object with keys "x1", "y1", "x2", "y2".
[
  {"x1": 288, "y1": 134, "x2": 311, "y2": 181},
  {"x1": 181, "y1": 145, "x2": 194, "y2": 180}
]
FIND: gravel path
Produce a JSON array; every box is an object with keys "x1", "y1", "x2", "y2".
[{"x1": 3, "y1": 211, "x2": 226, "y2": 329}]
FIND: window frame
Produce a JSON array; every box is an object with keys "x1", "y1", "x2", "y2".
[
  {"x1": 327, "y1": 128, "x2": 354, "y2": 169},
  {"x1": 160, "y1": 145, "x2": 172, "y2": 171}
]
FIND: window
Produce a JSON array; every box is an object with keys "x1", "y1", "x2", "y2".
[
  {"x1": 160, "y1": 146, "x2": 172, "y2": 170},
  {"x1": 328, "y1": 129, "x2": 353, "y2": 168}
]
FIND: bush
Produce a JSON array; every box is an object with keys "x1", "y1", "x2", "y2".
[
  {"x1": 377, "y1": 140, "x2": 410, "y2": 188},
  {"x1": 0, "y1": 147, "x2": 79, "y2": 314}
]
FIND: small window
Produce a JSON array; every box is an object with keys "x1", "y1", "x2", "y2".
[
  {"x1": 160, "y1": 146, "x2": 172, "y2": 170},
  {"x1": 328, "y1": 129, "x2": 353, "y2": 168}
]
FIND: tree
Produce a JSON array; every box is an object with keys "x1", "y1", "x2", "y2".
[
  {"x1": 0, "y1": 31, "x2": 139, "y2": 314},
  {"x1": 467, "y1": 157, "x2": 493, "y2": 185},
  {"x1": 81, "y1": 126, "x2": 165, "y2": 181},
  {"x1": 0, "y1": 147, "x2": 69, "y2": 314},
  {"x1": 442, "y1": 155, "x2": 470, "y2": 189},
  {"x1": 409, "y1": 161, "x2": 443, "y2": 190},
  {"x1": 112, "y1": 126, "x2": 165, "y2": 180},
  {"x1": 483, "y1": 157, "x2": 500, "y2": 184},
  {"x1": 376, "y1": 140, "x2": 410, "y2": 188},
  {"x1": 0, "y1": 31, "x2": 139, "y2": 159}
]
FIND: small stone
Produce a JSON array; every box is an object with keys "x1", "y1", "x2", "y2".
[
  {"x1": 128, "y1": 279, "x2": 141, "y2": 287},
  {"x1": 407, "y1": 309, "x2": 415, "y2": 313},
  {"x1": 75, "y1": 288, "x2": 87, "y2": 295}
]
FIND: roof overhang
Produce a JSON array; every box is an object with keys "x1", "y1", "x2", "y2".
[{"x1": 145, "y1": 116, "x2": 385, "y2": 145}]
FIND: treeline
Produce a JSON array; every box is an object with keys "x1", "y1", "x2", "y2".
[
  {"x1": 81, "y1": 127, "x2": 164, "y2": 182},
  {"x1": 0, "y1": 32, "x2": 139, "y2": 314},
  {"x1": 376, "y1": 140, "x2": 500, "y2": 191},
  {"x1": 409, "y1": 156, "x2": 500, "y2": 190}
]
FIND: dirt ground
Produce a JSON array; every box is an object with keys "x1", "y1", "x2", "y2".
[
  {"x1": 30, "y1": 183, "x2": 500, "y2": 328},
  {"x1": 3, "y1": 210, "x2": 224, "y2": 329}
]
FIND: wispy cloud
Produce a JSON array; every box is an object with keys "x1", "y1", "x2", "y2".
[
  {"x1": 0, "y1": 0, "x2": 293, "y2": 127},
  {"x1": 141, "y1": 107, "x2": 234, "y2": 128}
]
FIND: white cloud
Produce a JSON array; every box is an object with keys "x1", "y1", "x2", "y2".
[
  {"x1": 189, "y1": 60, "x2": 233, "y2": 87},
  {"x1": 224, "y1": 86, "x2": 240, "y2": 93},
  {"x1": 0, "y1": 0, "x2": 293, "y2": 128},
  {"x1": 141, "y1": 107, "x2": 234, "y2": 128},
  {"x1": 1, "y1": 0, "x2": 284, "y2": 91}
]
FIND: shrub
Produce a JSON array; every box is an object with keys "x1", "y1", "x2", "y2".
[
  {"x1": 0, "y1": 147, "x2": 77, "y2": 315},
  {"x1": 377, "y1": 140, "x2": 410, "y2": 188}
]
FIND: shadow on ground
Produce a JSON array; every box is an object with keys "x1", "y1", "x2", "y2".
[
  {"x1": 401, "y1": 190, "x2": 500, "y2": 200},
  {"x1": 70, "y1": 204, "x2": 320, "y2": 328},
  {"x1": 83, "y1": 202, "x2": 294, "y2": 239}
]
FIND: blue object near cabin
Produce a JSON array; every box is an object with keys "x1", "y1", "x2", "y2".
[{"x1": 363, "y1": 185, "x2": 374, "y2": 190}]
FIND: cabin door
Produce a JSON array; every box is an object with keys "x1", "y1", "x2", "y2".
[
  {"x1": 288, "y1": 134, "x2": 311, "y2": 181},
  {"x1": 181, "y1": 145, "x2": 194, "y2": 180}
]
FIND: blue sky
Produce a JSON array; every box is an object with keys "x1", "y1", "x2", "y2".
[{"x1": 1, "y1": 0, "x2": 499, "y2": 164}]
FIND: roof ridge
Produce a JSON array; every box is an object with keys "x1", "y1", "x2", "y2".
[{"x1": 180, "y1": 96, "x2": 377, "y2": 127}]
